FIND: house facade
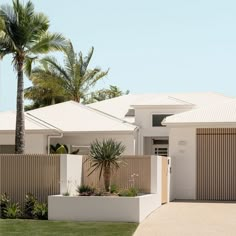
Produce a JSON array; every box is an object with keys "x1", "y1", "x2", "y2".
[{"x1": 1, "y1": 92, "x2": 236, "y2": 201}]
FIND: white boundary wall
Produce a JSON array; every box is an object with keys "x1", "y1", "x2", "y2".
[
  {"x1": 49, "y1": 155, "x2": 168, "y2": 222},
  {"x1": 48, "y1": 194, "x2": 160, "y2": 223},
  {"x1": 169, "y1": 127, "x2": 196, "y2": 200},
  {"x1": 60, "y1": 155, "x2": 83, "y2": 196}
]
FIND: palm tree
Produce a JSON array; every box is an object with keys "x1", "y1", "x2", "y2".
[
  {"x1": 24, "y1": 66, "x2": 67, "y2": 110},
  {"x1": 25, "y1": 42, "x2": 109, "y2": 108},
  {"x1": 87, "y1": 139, "x2": 125, "y2": 192},
  {"x1": 83, "y1": 85, "x2": 130, "y2": 104},
  {"x1": 0, "y1": 0, "x2": 66, "y2": 153}
]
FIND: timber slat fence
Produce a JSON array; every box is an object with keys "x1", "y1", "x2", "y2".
[
  {"x1": 82, "y1": 155, "x2": 151, "y2": 193},
  {"x1": 197, "y1": 128, "x2": 236, "y2": 200},
  {"x1": 0, "y1": 154, "x2": 151, "y2": 209},
  {"x1": 0, "y1": 154, "x2": 60, "y2": 207}
]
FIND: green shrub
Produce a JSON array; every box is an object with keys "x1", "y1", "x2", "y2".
[
  {"x1": 118, "y1": 187, "x2": 138, "y2": 197},
  {"x1": 110, "y1": 184, "x2": 119, "y2": 194},
  {"x1": 62, "y1": 192, "x2": 70, "y2": 196},
  {"x1": 33, "y1": 202, "x2": 48, "y2": 220},
  {"x1": 0, "y1": 193, "x2": 10, "y2": 218},
  {"x1": 4, "y1": 203, "x2": 22, "y2": 219},
  {"x1": 76, "y1": 185, "x2": 95, "y2": 196},
  {"x1": 24, "y1": 193, "x2": 37, "y2": 218},
  {"x1": 50, "y1": 143, "x2": 79, "y2": 154}
]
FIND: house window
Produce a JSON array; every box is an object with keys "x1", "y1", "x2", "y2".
[
  {"x1": 153, "y1": 139, "x2": 169, "y2": 145},
  {"x1": 0, "y1": 145, "x2": 15, "y2": 154},
  {"x1": 152, "y1": 114, "x2": 172, "y2": 127}
]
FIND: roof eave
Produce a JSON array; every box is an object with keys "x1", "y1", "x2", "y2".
[
  {"x1": 130, "y1": 105, "x2": 194, "y2": 109},
  {"x1": 163, "y1": 121, "x2": 236, "y2": 128},
  {"x1": 62, "y1": 130, "x2": 137, "y2": 135}
]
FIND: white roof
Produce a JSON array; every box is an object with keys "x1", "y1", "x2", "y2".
[
  {"x1": 163, "y1": 98, "x2": 236, "y2": 126},
  {"x1": 88, "y1": 92, "x2": 233, "y2": 122},
  {"x1": 131, "y1": 95, "x2": 193, "y2": 107},
  {"x1": 27, "y1": 101, "x2": 137, "y2": 133},
  {"x1": 88, "y1": 94, "x2": 138, "y2": 120},
  {"x1": 0, "y1": 111, "x2": 55, "y2": 132}
]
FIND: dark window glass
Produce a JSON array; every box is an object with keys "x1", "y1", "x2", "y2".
[
  {"x1": 153, "y1": 139, "x2": 169, "y2": 145},
  {"x1": 152, "y1": 114, "x2": 172, "y2": 127}
]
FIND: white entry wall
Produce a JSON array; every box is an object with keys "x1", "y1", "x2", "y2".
[{"x1": 168, "y1": 127, "x2": 196, "y2": 200}]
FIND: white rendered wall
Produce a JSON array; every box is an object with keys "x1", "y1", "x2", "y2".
[
  {"x1": 60, "y1": 155, "x2": 83, "y2": 196},
  {"x1": 52, "y1": 133, "x2": 135, "y2": 155},
  {"x1": 169, "y1": 127, "x2": 196, "y2": 200},
  {"x1": 0, "y1": 133, "x2": 47, "y2": 154},
  {"x1": 48, "y1": 194, "x2": 160, "y2": 223},
  {"x1": 134, "y1": 107, "x2": 190, "y2": 154},
  {"x1": 25, "y1": 134, "x2": 47, "y2": 153}
]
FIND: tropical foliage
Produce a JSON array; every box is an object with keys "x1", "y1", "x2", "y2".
[
  {"x1": 50, "y1": 143, "x2": 79, "y2": 154},
  {"x1": 87, "y1": 139, "x2": 125, "y2": 192},
  {"x1": 25, "y1": 42, "x2": 109, "y2": 109},
  {"x1": 83, "y1": 85, "x2": 129, "y2": 104},
  {"x1": 3, "y1": 203, "x2": 22, "y2": 219},
  {"x1": 0, "y1": 0, "x2": 66, "y2": 153}
]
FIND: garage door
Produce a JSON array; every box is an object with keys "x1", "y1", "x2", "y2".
[{"x1": 197, "y1": 128, "x2": 236, "y2": 200}]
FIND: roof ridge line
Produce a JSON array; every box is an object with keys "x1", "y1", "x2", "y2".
[
  {"x1": 25, "y1": 112, "x2": 62, "y2": 132},
  {"x1": 70, "y1": 101, "x2": 137, "y2": 129},
  {"x1": 168, "y1": 96, "x2": 195, "y2": 106}
]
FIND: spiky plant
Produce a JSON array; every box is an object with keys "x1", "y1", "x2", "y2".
[{"x1": 87, "y1": 139, "x2": 125, "y2": 192}]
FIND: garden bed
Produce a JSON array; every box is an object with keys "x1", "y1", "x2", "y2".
[{"x1": 48, "y1": 194, "x2": 160, "y2": 223}]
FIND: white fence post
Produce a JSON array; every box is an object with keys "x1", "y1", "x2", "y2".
[
  {"x1": 150, "y1": 155, "x2": 162, "y2": 206},
  {"x1": 60, "y1": 155, "x2": 83, "y2": 196}
]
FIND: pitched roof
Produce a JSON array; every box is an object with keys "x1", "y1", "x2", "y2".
[
  {"x1": 88, "y1": 94, "x2": 138, "y2": 121},
  {"x1": 0, "y1": 111, "x2": 56, "y2": 132},
  {"x1": 163, "y1": 98, "x2": 236, "y2": 126},
  {"x1": 27, "y1": 101, "x2": 137, "y2": 133},
  {"x1": 88, "y1": 92, "x2": 233, "y2": 122},
  {"x1": 131, "y1": 95, "x2": 194, "y2": 107}
]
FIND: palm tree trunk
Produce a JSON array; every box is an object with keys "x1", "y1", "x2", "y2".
[
  {"x1": 103, "y1": 166, "x2": 111, "y2": 192},
  {"x1": 15, "y1": 54, "x2": 25, "y2": 154}
]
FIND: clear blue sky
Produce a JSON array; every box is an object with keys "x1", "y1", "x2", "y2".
[{"x1": 1, "y1": 0, "x2": 236, "y2": 111}]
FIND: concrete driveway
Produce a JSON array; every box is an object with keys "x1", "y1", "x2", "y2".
[{"x1": 134, "y1": 201, "x2": 236, "y2": 236}]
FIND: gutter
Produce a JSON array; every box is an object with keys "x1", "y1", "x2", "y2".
[
  {"x1": 47, "y1": 133, "x2": 63, "y2": 154},
  {"x1": 133, "y1": 126, "x2": 141, "y2": 155}
]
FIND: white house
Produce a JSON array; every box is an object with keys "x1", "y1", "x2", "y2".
[
  {"x1": 1, "y1": 92, "x2": 235, "y2": 201},
  {"x1": 163, "y1": 98, "x2": 236, "y2": 201}
]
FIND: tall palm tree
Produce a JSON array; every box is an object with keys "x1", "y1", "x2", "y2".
[
  {"x1": 0, "y1": 0, "x2": 66, "y2": 153},
  {"x1": 87, "y1": 139, "x2": 125, "y2": 192},
  {"x1": 25, "y1": 42, "x2": 109, "y2": 108}
]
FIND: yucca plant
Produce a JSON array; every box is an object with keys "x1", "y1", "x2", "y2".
[{"x1": 87, "y1": 139, "x2": 125, "y2": 192}]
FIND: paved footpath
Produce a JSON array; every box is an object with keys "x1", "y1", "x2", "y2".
[{"x1": 134, "y1": 201, "x2": 236, "y2": 236}]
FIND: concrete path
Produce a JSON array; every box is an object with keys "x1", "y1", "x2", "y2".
[{"x1": 134, "y1": 201, "x2": 236, "y2": 236}]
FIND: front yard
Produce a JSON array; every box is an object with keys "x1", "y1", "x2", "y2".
[{"x1": 0, "y1": 219, "x2": 138, "y2": 236}]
